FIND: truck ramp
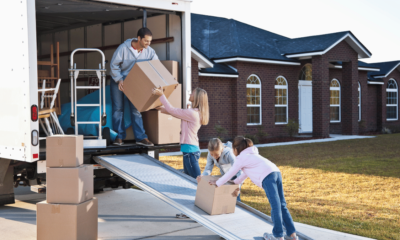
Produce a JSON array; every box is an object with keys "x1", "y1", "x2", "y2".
[{"x1": 94, "y1": 154, "x2": 312, "y2": 240}]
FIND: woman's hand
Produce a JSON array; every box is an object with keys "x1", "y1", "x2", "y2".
[
  {"x1": 152, "y1": 86, "x2": 163, "y2": 96},
  {"x1": 208, "y1": 180, "x2": 217, "y2": 186},
  {"x1": 156, "y1": 106, "x2": 167, "y2": 114},
  {"x1": 196, "y1": 176, "x2": 202, "y2": 183}
]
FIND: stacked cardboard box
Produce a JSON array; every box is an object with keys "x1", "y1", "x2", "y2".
[{"x1": 37, "y1": 135, "x2": 98, "y2": 240}]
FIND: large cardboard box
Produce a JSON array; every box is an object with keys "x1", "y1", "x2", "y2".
[
  {"x1": 123, "y1": 60, "x2": 178, "y2": 112},
  {"x1": 46, "y1": 165, "x2": 93, "y2": 204},
  {"x1": 142, "y1": 110, "x2": 181, "y2": 145},
  {"x1": 161, "y1": 60, "x2": 181, "y2": 108},
  {"x1": 195, "y1": 175, "x2": 239, "y2": 215},
  {"x1": 161, "y1": 60, "x2": 179, "y2": 82},
  {"x1": 37, "y1": 198, "x2": 98, "y2": 240},
  {"x1": 46, "y1": 135, "x2": 83, "y2": 167}
]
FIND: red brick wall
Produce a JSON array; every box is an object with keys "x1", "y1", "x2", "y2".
[{"x1": 367, "y1": 84, "x2": 378, "y2": 132}]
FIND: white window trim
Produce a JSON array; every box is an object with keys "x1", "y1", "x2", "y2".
[
  {"x1": 386, "y1": 78, "x2": 398, "y2": 121},
  {"x1": 247, "y1": 74, "x2": 262, "y2": 126},
  {"x1": 358, "y1": 82, "x2": 361, "y2": 122},
  {"x1": 275, "y1": 76, "x2": 288, "y2": 124},
  {"x1": 330, "y1": 79, "x2": 341, "y2": 123}
]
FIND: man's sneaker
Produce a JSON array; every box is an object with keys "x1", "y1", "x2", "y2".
[
  {"x1": 263, "y1": 233, "x2": 283, "y2": 240},
  {"x1": 284, "y1": 235, "x2": 299, "y2": 240},
  {"x1": 113, "y1": 138, "x2": 124, "y2": 145},
  {"x1": 136, "y1": 138, "x2": 154, "y2": 147}
]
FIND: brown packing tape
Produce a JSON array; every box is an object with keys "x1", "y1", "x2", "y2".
[{"x1": 51, "y1": 205, "x2": 60, "y2": 214}]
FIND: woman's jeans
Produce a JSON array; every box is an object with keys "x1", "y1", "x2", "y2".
[
  {"x1": 182, "y1": 151, "x2": 201, "y2": 178},
  {"x1": 110, "y1": 79, "x2": 147, "y2": 141},
  {"x1": 262, "y1": 172, "x2": 296, "y2": 238}
]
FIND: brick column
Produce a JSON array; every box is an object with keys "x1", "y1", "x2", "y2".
[
  {"x1": 191, "y1": 58, "x2": 199, "y2": 89},
  {"x1": 341, "y1": 61, "x2": 359, "y2": 134},
  {"x1": 312, "y1": 55, "x2": 330, "y2": 137},
  {"x1": 231, "y1": 62, "x2": 247, "y2": 137},
  {"x1": 376, "y1": 82, "x2": 385, "y2": 130}
]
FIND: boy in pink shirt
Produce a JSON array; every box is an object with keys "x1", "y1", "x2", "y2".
[{"x1": 209, "y1": 136, "x2": 298, "y2": 240}]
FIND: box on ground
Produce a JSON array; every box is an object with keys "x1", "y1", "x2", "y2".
[
  {"x1": 123, "y1": 60, "x2": 178, "y2": 112},
  {"x1": 46, "y1": 135, "x2": 83, "y2": 168},
  {"x1": 46, "y1": 165, "x2": 93, "y2": 204},
  {"x1": 142, "y1": 110, "x2": 181, "y2": 145},
  {"x1": 195, "y1": 175, "x2": 239, "y2": 215},
  {"x1": 37, "y1": 198, "x2": 98, "y2": 240}
]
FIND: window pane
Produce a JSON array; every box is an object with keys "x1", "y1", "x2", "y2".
[
  {"x1": 330, "y1": 107, "x2": 340, "y2": 121},
  {"x1": 387, "y1": 92, "x2": 397, "y2": 105},
  {"x1": 256, "y1": 97, "x2": 260, "y2": 104},
  {"x1": 330, "y1": 90, "x2": 339, "y2": 105},
  {"x1": 247, "y1": 107, "x2": 260, "y2": 124},
  {"x1": 283, "y1": 96, "x2": 287, "y2": 105},
  {"x1": 387, "y1": 106, "x2": 397, "y2": 119},
  {"x1": 255, "y1": 88, "x2": 260, "y2": 97},
  {"x1": 275, "y1": 107, "x2": 287, "y2": 123}
]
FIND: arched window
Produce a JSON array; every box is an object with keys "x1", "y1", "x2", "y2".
[
  {"x1": 275, "y1": 76, "x2": 288, "y2": 124},
  {"x1": 358, "y1": 82, "x2": 361, "y2": 121},
  {"x1": 330, "y1": 79, "x2": 341, "y2": 122},
  {"x1": 387, "y1": 79, "x2": 398, "y2": 120},
  {"x1": 299, "y1": 64, "x2": 312, "y2": 80},
  {"x1": 247, "y1": 75, "x2": 261, "y2": 125}
]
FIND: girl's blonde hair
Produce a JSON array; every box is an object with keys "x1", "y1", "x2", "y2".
[
  {"x1": 208, "y1": 138, "x2": 223, "y2": 152},
  {"x1": 192, "y1": 87, "x2": 209, "y2": 125}
]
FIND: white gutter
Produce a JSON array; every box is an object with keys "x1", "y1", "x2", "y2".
[
  {"x1": 332, "y1": 65, "x2": 380, "y2": 72},
  {"x1": 199, "y1": 72, "x2": 238, "y2": 78},
  {"x1": 367, "y1": 81, "x2": 384, "y2": 85},
  {"x1": 191, "y1": 48, "x2": 214, "y2": 69},
  {"x1": 214, "y1": 57, "x2": 300, "y2": 66}
]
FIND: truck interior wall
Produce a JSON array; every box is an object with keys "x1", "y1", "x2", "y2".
[{"x1": 37, "y1": 14, "x2": 182, "y2": 106}]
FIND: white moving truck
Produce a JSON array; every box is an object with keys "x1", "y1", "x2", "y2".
[{"x1": 0, "y1": 0, "x2": 193, "y2": 204}]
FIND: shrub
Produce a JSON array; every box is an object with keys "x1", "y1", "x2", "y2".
[
  {"x1": 244, "y1": 134, "x2": 259, "y2": 144},
  {"x1": 255, "y1": 125, "x2": 268, "y2": 143},
  {"x1": 286, "y1": 119, "x2": 301, "y2": 137},
  {"x1": 214, "y1": 122, "x2": 228, "y2": 142}
]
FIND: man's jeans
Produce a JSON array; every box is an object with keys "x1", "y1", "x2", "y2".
[
  {"x1": 262, "y1": 172, "x2": 296, "y2": 238},
  {"x1": 110, "y1": 80, "x2": 147, "y2": 141},
  {"x1": 182, "y1": 151, "x2": 201, "y2": 178}
]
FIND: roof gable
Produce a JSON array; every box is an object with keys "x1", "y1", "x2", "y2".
[{"x1": 368, "y1": 61, "x2": 400, "y2": 78}]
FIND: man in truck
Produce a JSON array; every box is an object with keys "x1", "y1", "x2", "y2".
[{"x1": 110, "y1": 27, "x2": 158, "y2": 146}]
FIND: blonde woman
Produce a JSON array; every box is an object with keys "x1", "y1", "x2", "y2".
[{"x1": 152, "y1": 87, "x2": 209, "y2": 178}]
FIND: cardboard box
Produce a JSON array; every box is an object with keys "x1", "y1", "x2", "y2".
[
  {"x1": 161, "y1": 60, "x2": 179, "y2": 82},
  {"x1": 46, "y1": 165, "x2": 93, "y2": 204},
  {"x1": 46, "y1": 135, "x2": 83, "y2": 168},
  {"x1": 195, "y1": 175, "x2": 239, "y2": 215},
  {"x1": 123, "y1": 60, "x2": 179, "y2": 112},
  {"x1": 161, "y1": 60, "x2": 181, "y2": 108},
  {"x1": 142, "y1": 110, "x2": 181, "y2": 145},
  {"x1": 37, "y1": 198, "x2": 98, "y2": 240}
]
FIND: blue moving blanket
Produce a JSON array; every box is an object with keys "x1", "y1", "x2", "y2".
[{"x1": 58, "y1": 86, "x2": 132, "y2": 141}]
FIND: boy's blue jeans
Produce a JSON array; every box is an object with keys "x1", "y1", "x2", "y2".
[
  {"x1": 262, "y1": 172, "x2": 296, "y2": 238},
  {"x1": 110, "y1": 80, "x2": 147, "y2": 141},
  {"x1": 182, "y1": 151, "x2": 201, "y2": 178}
]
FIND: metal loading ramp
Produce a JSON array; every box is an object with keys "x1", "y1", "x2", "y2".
[{"x1": 94, "y1": 154, "x2": 312, "y2": 240}]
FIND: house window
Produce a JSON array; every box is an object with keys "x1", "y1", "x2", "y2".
[
  {"x1": 386, "y1": 79, "x2": 398, "y2": 120},
  {"x1": 247, "y1": 74, "x2": 261, "y2": 125},
  {"x1": 330, "y1": 79, "x2": 341, "y2": 122},
  {"x1": 358, "y1": 82, "x2": 361, "y2": 121},
  {"x1": 299, "y1": 64, "x2": 312, "y2": 80},
  {"x1": 275, "y1": 76, "x2": 288, "y2": 124}
]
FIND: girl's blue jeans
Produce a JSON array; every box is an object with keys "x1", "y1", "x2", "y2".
[
  {"x1": 262, "y1": 172, "x2": 296, "y2": 238},
  {"x1": 182, "y1": 151, "x2": 201, "y2": 178}
]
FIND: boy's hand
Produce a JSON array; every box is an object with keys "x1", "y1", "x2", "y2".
[{"x1": 196, "y1": 176, "x2": 202, "y2": 183}]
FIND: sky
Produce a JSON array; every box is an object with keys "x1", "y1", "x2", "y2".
[{"x1": 190, "y1": 0, "x2": 400, "y2": 63}]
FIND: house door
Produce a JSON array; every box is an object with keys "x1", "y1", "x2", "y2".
[{"x1": 298, "y1": 80, "x2": 312, "y2": 133}]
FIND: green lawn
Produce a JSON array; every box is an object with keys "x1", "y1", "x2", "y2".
[{"x1": 160, "y1": 134, "x2": 400, "y2": 240}]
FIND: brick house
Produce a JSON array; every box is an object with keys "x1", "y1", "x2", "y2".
[{"x1": 189, "y1": 14, "x2": 400, "y2": 141}]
